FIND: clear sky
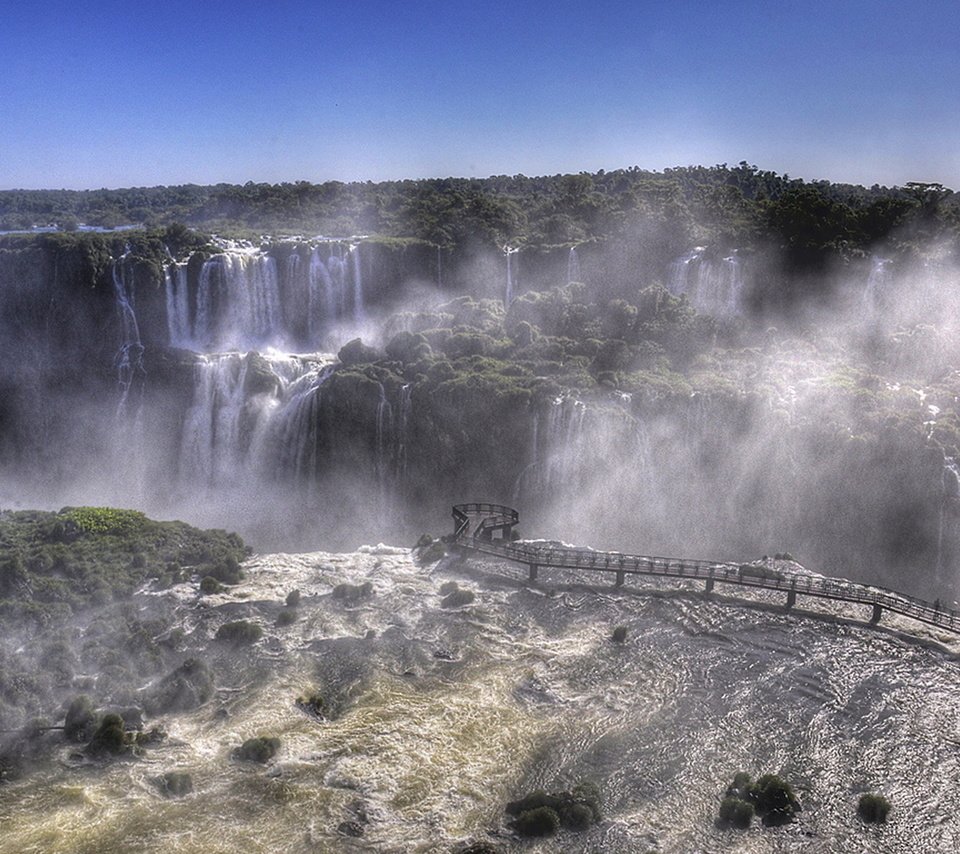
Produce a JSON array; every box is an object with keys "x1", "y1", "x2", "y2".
[{"x1": 2, "y1": 0, "x2": 959, "y2": 190}]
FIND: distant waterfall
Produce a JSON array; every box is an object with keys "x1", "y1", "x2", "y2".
[
  {"x1": 668, "y1": 247, "x2": 746, "y2": 316},
  {"x1": 396, "y1": 383, "x2": 413, "y2": 480},
  {"x1": 164, "y1": 261, "x2": 191, "y2": 348},
  {"x1": 178, "y1": 353, "x2": 332, "y2": 487},
  {"x1": 504, "y1": 246, "x2": 519, "y2": 306},
  {"x1": 936, "y1": 456, "x2": 960, "y2": 583},
  {"x1": 862, "y1": 256, "x2": 892, "y2": 315},
  {"x1": 350, "y1": 243, "x2": 365, "y2": 324},
  {"x1": 164, "y1": 241, "x2": 368, "y2": 352},
  {"x1": 111, "y1": 251, "x2": 145, "y2": 416},
  {"x1": 567, "y1": 246, "x2": 581, "y2": 283},
  {"x1": 186, "y1": 250, "x2": 282, "y2": 350}
]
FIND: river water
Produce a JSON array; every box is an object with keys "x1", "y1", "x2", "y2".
[{"x1": 1, "y1": 546, "x2": 959, "y2": 853}]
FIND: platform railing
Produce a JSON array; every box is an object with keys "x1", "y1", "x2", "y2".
[{"x1": 451, "y1": 503, "x2": 960, "y2": 634}]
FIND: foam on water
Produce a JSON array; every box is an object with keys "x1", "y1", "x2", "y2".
[{"x1": 3, "y1": 548, "x2": 960, "y2": 852}]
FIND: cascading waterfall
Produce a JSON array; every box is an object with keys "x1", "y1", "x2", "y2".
[
  {"x1": 567, "y1": 245, "x2": 581, "y2": 283},
  {"x1": 163, "y1": 261, "x2": 191, "y2": 348},
  {"x1": 396, "y1": 383, "x2": 413, "y2": 480},
  {"x1": 668, "y1": 247, "x2": 745, "y2": 316},
  {"x1": 164, "y1": 241, "x2": 369, "y2": 351},
  {"x1": 111, "y1": 250, "x2": 145, "y2": 417},
  {"x1": 936, "y1": 455, "x2": 960, "y2": 585},
  {"x1": 272, "y1": 364, "x2": 336, "y2": 488},
  {"x1": 375, "y1": 383, "x2": 394, "y2": 491},
  {"x1": 189, "y1": 250, "x2": 282, "y2": 350},
  {"x1": 350, "y1": 242, "x2": 365, "y2": 324},
  {"x1": 178, "y1": 353, "x2": 332, "y2": 488},
  {"x1": 862, "y1": 256, "x2": 892, "y2": 315},
  {"x1": 503, "y1": 245, "x2": 519, "y2": 306}
]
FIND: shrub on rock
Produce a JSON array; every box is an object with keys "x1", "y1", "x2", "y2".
[
  {"x1": 285, "y1": 589, "x2": 301, "y2": 607},
  {"x1": 234, "y1": 735, "x2": 281, "y2": 763},
  {"x1": 611, "y1": 625, "x2": 628, "y2": 643},
  {"x1": 332, "y1": 581, "x2": 373, "y2": 603},
  {"x1": 153, "y1": 770, "x2": 193, "y2": 797},
  {"x1": 507, "y1": 783, "x2": 601, "y2": 836},
  {"x1": 441, "y1": 588, "x2": 475, "y2": 608},
  {"x1": 215, "y1": 620, "x2": 262, "y2": 646},
  {"x1": 63, "y1": 695, "x2": 96, "y2": 743},
  {"x1": 143, "y1": 658, "x2": 214, "y2": 715},
  {"x1": 199, "y1": 575, "x2": 222, "y2": 595},
  {"x1": 858, "y1": 792, "x2": 891, "y2": 823},
  {"x1": 513, "y1": 805, "x2": 560, "y2": 837},
  {"x1": 276, "y1": 609, "x2": 298, "y2": 627},
  {"x1": 719, "y1": 796, "x2": 754, "y2": 828},
  {"x1": 295, "y1": 691, "x2": 325, "y2": 719},
  {"x1": 85, "y1": 713, "x2": 131, "y2": 756}
]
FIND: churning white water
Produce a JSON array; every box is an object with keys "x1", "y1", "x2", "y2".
[{"x1": 2, "y1": 546, "x2": 960, "y2": 852}]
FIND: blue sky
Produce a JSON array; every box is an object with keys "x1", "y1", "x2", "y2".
[{"x1": 2, "y1": 0, "x2": 959, "y2": 190}]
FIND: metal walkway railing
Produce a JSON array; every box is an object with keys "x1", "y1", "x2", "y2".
[{"x1": 451, "y1": 503, "x2": 960, "y2": 635}]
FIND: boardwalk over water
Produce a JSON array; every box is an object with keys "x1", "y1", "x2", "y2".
[{"x1": 452, "y1": 502, "x2": 960, "y2": 636}]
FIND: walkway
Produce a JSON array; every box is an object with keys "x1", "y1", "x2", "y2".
[{"x1": 452, "y1": 502, "x2": 960, "y2": 635}]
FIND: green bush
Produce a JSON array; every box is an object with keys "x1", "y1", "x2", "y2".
[
  {"x1": 234, "y1": 735, "x2": 280, "y2": 763},
  {"x1": 143, "y1": 658, "x2": 214, "y2": 715},
  {"x1": 611, "y1": 625, "x2": 628, "y2": 643},
  {"x1": 513, "y1": 806, "x2": 560, "y2": 837},
  {"x1": 85, "y1": 713, "x2": 130, "y2": 756},
  {"x1": 506, "y1": 783, "x2": 600, "y2": 836},
  {"x1": 332, "y1": 581, "x2": 373, "y2": 603},
  {"x1": 199, "y1": 575, "x2": 222, "y2": 594},
  {"x1": 275, "y1": 609, "x2": 298, "y2": 627},
  {"x1": 295, "y1": 691, "x2": 325, "y2": 718},
  {"x1": 285, "y1": 589, "x2": 301, "y2": 607},
  {"x1": 153, "y1": 770, "x2": 193, "y2": 797},
  {"x1": 858, "y1": 792, "x2": 891, "y2": 823},
  {"x1": 441, "y1": 588, "x2": 475, "y2": 608},
  {"x1": 749, "y1": 774, "x2": 801, "y2": 825},
  {"x1": 215, "y1": 620, "x2": 262, "y2": 645},
  {"x1": 63, "y1": 695, "x2": 96, "y2": 742},
  {"x1": 719, "y1": 796, "x2": 754, "y2": 828}
]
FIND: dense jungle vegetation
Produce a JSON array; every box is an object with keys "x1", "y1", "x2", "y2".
[{"x1": 2, "y1": 165, "x2": 957, "y2": 268}]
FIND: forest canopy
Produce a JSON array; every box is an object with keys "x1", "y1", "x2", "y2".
[{"x1": 2, "y1": 166, "x2": 957, "y2": 266}]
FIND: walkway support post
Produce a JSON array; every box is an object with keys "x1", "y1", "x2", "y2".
[
  {"x1": 705, "y1": 578, "x2": 715, "y2": 593},
  {"x1": 615, "y1": 570, "x2": 625, "y2": 587},
  {"x1": 871, "y1": 603, "x2": 883, "y2": 624},
  {"x1": 786, "y1": 590, "x2": 797, "y2": 610},
  {"x1": 528, "y1": 564, "x2": 538, "y2": 582}
]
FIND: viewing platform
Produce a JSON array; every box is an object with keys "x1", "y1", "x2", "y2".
[{"x1": 452, "y1": 502, "x2": 960, "y2": 635}]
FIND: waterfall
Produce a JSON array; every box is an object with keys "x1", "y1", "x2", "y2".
[
  {"x1": 111, "y1": 250, "x2": 145, "y2": 417},
  {"x1": 164, "y1": 261, "x2": 192, "y2": 348},
  {"x1": 396, "y1": 383, "x2": 413, "y2": 480},
  {"x1": 375, "y1": 383, "x2": 394, "y2": 490},
  {"x1": 863, "y1": 256, "x2": 892, "y2": 314},
  {"x1": 272, "y1": 364, "x2": 336, "y2": 487},
  {"x1": 936, "y1": 456, "x2": 960, "y2": 584},
  {"x1": 350, "y1": 243, "x2": 365, "y2": 324},
  {"x1": 668, "y1": 248, "x2": 745, "y2": 316},
  {"x1": 178, "y1": 353, "x2": 329, "y2": 488},
  {"x1": 567, "y1": 246, "x2": 581, "y2": 283},
  {"x1": 504, "y1": 245, "x2": 519, "y2": 306},
  {"x1": 192, "y1": 250, "x2": 282, "y2": 350}
]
